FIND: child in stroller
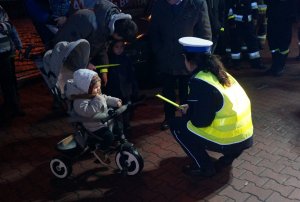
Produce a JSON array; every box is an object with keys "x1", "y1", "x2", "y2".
[
  {"x1": 65, "y1": 69, "x2": 123, "y2": 165},
  {"x1": 40, "y1": 39, "x2": 143, "y2": 179}
]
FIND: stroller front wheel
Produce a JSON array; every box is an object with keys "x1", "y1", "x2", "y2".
[
  {"x1": 115, "y1": 146, "x2": 144, "y2": 176},
  {"x1": 50, "y1": 156, "x2": 72, "y2": 179}
]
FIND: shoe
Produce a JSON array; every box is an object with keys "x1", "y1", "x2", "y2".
[
  {"x1": 160, "y1": 120, "x2": 169, "y2": 131},
  {"x1": 182, "y1": 164, "x2": 216, "y2": 177},
  {"x1": 93, "y1": 149, "x2": 111, "y2": 165}
]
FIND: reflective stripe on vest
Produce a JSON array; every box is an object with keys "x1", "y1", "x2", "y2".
[{"x1": 187, "y1": 71, "x2": 253, "y2": 145}]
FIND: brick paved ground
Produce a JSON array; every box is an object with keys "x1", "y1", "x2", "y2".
[{"x1": 0, "y1": 19, "x2": 300, "y2": 202}]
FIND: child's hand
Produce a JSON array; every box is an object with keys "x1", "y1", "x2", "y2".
[
  {"x1": 180, "y1": 104, "x2": 189, "y2": 115},
  {"x1": 117, "y1": 100, "x2": 122, "y2": 108}
]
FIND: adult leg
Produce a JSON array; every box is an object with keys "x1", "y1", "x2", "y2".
[
  {"x1": 243, "y1": 22, "x2": 265, "y2": 69},
  {"x1": 169, "y1": 117, "x2": 216, "y2": 177},
  {"x1": 273, "y1": 19, "x2": 293, "y2": 76},
  {"x1": 229, "y1": 24, "x2": 242, "y2": 69}
]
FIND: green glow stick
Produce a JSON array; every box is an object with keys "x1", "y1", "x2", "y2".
[
  {"x1": 95, "y1": 64, "x2": 120, "y2": 69},
  {"x1": 155, "y1": 94, "x2": 183, "y2": 109}
]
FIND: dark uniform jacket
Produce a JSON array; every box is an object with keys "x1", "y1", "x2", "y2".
[{"x1": 149, "y1": 0, "x2": 212, "y2": 75}]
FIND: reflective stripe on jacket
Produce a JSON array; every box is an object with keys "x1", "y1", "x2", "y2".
[{"x1": 187, "y1": 71, "x2": 253, "y2": 145}]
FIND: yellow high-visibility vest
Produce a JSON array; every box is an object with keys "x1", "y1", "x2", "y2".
[{"x1": 187, "y1": 71, "x2": 253, "y2": 145}]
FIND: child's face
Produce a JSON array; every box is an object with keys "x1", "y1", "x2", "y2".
[
  {"x1": 91, "y1": 81, "x2": 101, "y2": 95},
  {"x1": 112, "y1": 41, "x2": 124, "y2": 55}
]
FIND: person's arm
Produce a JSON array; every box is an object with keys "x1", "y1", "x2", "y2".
[
  {"x1": 10, "y1": 26, "x2": 23, "y2": 51},
  {"x1": 73, "y1": 96, "x2": 104, "y2": 118},
  {"x1": 104, "y1": 94, "x2": 122, "y2": 108},
  {"x1": 187, "y1": 79, "x2": 223, "y2": 127},
  {"x1": 148, "y1": 1, "x2": 163, "y2": 54},
  {"x1": 218, "y1": 0, "x2": 226, "y2": 30},
  {"x1": 194, "y1": 0, "x2": 212, "y2": 40}
]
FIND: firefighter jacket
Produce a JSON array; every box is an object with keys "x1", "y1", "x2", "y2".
[{"x1": 186, "y1": 71, "x2": 253, "y2": 145}]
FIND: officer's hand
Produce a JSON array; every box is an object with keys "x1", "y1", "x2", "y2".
[{"x1": 180, "y1": 104, "x2": 189, "y2": 115}]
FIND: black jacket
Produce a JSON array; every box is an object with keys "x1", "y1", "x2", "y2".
[
  {"x1": 187, "y1": 71, "x2": 223, "y2": 127},
  {"x1": 206, "y1": 0, "x2": 225, "y2": 35},
  {"x1": 149, "y1": 0, "x2": 212, "y2": 75}
]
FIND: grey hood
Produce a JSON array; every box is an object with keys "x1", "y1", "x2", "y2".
[{"x1": 41, "y1": 39, "x2": 90, "y2": 91}]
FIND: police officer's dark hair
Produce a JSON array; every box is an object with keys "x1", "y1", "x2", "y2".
[
  {"x1": 114, "y1": 19, "x2": 138, "y2": 42},
  {"x1": 185, "y1": 53, "x2": 231, "y2": 87}
]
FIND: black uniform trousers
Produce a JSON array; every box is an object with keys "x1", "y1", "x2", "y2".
[
  {"x1": 161, "y1": 74, "x2": 189, "y2": 122},
  {"x1": 169, "y1": 117, "x2": 252, "y2": 170},
  {"x1": 230, "y1": 22, "x2": 260, "y2": 57},
  {"x1": 267, "y1": 17, "x2": 293, "y2": 72},
  {"x1": 267, "y1": 18, "x2": 293, "y2": 53}
]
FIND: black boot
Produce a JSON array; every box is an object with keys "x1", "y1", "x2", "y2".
[
  {"x1": 264, "y1": 51, "x2": 280, "y2": 75},
  {"x1": 273, "y1": 53, "x2": 288, "y2": 77}
]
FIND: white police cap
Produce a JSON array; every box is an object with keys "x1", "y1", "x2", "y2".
[{"x1": 178, "y1": 37, "x2": 213, "y2": 53}]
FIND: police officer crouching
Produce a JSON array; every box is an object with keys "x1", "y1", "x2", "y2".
[{"x1": 169, "y1": 37, "x2": 253, "y2": 177}]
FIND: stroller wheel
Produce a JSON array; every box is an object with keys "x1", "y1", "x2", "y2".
[
  {"x1": 115, "y1": 146, "x2": 144, "y2": 176},
  {"x1": 50, "y1": 156, "x2": 72, "y2": 179}
]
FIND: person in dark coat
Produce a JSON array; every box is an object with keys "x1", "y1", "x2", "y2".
[
  {"x1": 265, "y1": 0, "x2": 298, "y2": 76},
  {"x1": 149, "y1": 0, "x2": 212, "y2": 130},
  {"x1": 0, "y1": 5, "x2": 25, "y2": 120},
  {"x1": 206, "y1": 0, "x2": 225, "y2": 54}
]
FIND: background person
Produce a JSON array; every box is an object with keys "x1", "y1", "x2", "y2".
[
  {"x1": 169, "y1": 37, "x2": 253, "y2": 177},
  {"x1": 53, "y1": 0, "x2": 138, "y2": 86},
  {"x1": 0, "y1": 5, "x2": 25, "y2": 120},
  {"x1": 149, "y1": 0, "x2": 212, "y2": 130},
  {"x1": 265, "y1": 0, "x2": 298, "y2": 76}
]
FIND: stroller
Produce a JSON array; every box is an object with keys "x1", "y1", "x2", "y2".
[{"x1": 40, "y1": 39, "x2": 144, "y2": 179}]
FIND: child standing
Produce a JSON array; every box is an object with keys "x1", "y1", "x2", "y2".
[
  {"x1": 65, "y1": 69, "x2": 122, "y2": 164},
  {"x1": 105, "y1": 40, "x2": 139, "y2": 131}
]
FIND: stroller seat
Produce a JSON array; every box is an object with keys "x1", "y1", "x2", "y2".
[{"x1": 39, "y1": 39, "x2": 144, "y2": 179}]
